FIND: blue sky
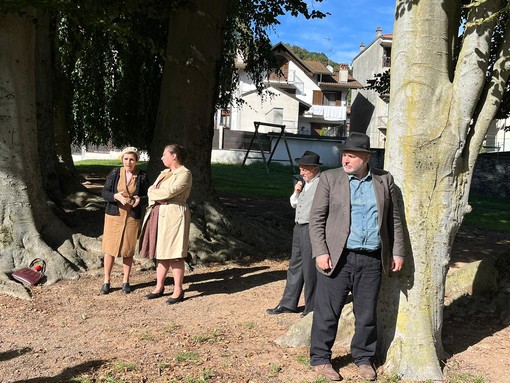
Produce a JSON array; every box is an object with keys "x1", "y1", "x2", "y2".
[{"x1": 267, "y1": 0, "x2": 396, "y2": 65}]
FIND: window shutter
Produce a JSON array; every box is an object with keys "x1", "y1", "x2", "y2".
[{"x1": 313, "y1": 90, "x2": 323, "y2": 105}]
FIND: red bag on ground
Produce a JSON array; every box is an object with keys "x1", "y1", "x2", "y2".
[{"x1": 11, "y1": 259, "x2": 46, "y2": 286}]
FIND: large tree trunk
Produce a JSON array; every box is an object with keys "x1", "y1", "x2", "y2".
[
  {"x1": 149, "y1": 0, "x2": 286, "y2": 262},
  {"x1": 52, "y1": 16, "x2": 83, "y2": 189},
  {"x1": 0, "y1": 11, "x2": 102, "y2": 300},
  {"x1": 35, "y1": 10, "x2": 67, "y2": 204},
  {"x1": 378, "y1": 1, "x2": 508, "y2": 380}
]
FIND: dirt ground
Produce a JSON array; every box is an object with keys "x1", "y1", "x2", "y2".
[{"x1": 0, "y1": 189, "x2": 509, "y2": 383}]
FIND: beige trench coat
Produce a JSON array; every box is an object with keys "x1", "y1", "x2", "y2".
[{"x1": 141, "y1": 166, "x2": 192, "y2": 259}]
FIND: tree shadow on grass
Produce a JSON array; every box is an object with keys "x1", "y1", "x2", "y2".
[{"x1": 11, "y1": 359, "x2": 104, "y2": 383}]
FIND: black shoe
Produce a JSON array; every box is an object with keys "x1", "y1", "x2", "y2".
[
  {"x1": 266, "y1": 305, "x2": 297, "y2": 315},
  {"x1": 300, "y1": 311, "x2": 311, "y2": 318},
  {"x1": 122, "y1": 283, "x2": 131, "y2": 294},
  {"x1": 100, "y1": 283, "x2": 110, "y2": 295},
  {"x1": 145, "y1": 288, "x2": 164, "y2": 299},
  {"x1": 166, "y1": 291, "x2": 184, "y2": 305}
]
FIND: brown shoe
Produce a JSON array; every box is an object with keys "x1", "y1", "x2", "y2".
[
  {"x1": 314, "y1": 364, "x2": 342, "y2": 381},
  {"x1": 358, "y1": 363, "x2": 376, "y2": 381}
]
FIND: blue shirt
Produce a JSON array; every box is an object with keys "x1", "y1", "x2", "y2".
[{"x1": 345, "y1": 172, "x2": 381, "y2": 251}]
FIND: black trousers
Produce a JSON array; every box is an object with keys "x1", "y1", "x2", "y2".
[
  {"x1": 279, "y1": 223, "x2": 317, "y2": 314},
  {"x1": 310, "y1": 249, "x2": 382, "y2": 366}
]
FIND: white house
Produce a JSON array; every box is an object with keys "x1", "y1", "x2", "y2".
[
  {"x1": 485, "y1": 119, "x2": 510, "y2": 152},
  {"x1": 217, "y1": 42, "x2": 362, "y2": 138},
  {"x1": 350, "y1": 27, "x2": 392, "y2": 149},
  {"x1": 351, "y1": 26, "x2": 510, "y2": 153}
]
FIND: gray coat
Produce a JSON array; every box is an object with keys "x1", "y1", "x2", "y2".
[{"x1": 309, "y1": 167, "x2": 405, "y2": 276}]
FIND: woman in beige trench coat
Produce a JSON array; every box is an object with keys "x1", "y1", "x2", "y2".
[{"x1": 139, "y1": 144, "x2": 192, "y2": 304}]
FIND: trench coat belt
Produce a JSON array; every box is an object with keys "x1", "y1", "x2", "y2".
[{"x1": 155, "y1": 199, "x2": 187, "y2": 206}]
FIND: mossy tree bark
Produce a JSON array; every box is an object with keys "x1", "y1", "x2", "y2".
[
  {"x1": 0, "y1": 10, "x2": 102, "y2": 300},
  {"x1": 378, "y1": 0, "x2": 510, "y2": 380}
]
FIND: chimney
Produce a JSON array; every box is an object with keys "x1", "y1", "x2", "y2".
[
  {"x1": 339, "y1": 64, "x2": 348, "y2": 83},
  {"x1": 360, "y1": 42, "x2": 365, "y2": 52},
  {"x1": 376, "y1": 26, "x2": 382, "y2": 38}
]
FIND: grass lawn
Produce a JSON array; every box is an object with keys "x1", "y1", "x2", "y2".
[
  {"x1": 74, "y1": 160, "x2": 510, "y2": 232},
  {"x1": 463, "y1": 194, "x2": 510, "y2": 232}
]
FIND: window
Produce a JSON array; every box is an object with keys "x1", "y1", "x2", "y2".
[
  {"x1": 323, "y1": 92, "x2": 337, "y2": 106},
  {"x1": 272, "y1": 108, "x2": 283, "y2": 124}
]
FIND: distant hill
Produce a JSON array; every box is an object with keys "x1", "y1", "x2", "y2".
[{"x1": 286, "y1": 44, "x2": 340, "y2": 71}]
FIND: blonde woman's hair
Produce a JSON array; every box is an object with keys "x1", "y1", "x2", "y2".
[{"x1": 120, "y1": 146, "x2": 139, "y2": 161}]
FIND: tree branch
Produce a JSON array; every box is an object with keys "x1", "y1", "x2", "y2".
[
  {"x1": 469, "y1": 17, "x2": 510, "y2": 166},
  {"x1": 452, "y1": 0, "x2": 501, "y2": 144}
]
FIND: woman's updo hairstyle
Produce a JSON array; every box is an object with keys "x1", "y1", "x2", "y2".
[{"x1": 165, "y1": 144, "x2": 187, "y2": 164}]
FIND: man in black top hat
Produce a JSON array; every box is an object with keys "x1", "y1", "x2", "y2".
[
  {"x1": 267, "y1": 150, "x2": 321, "y2": 318},
  {"x1": 309, "y1": 132, "x2": 405, "y2": 381}
]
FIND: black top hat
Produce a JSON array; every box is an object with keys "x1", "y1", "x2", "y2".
[
  {"x1": 295, "y1": 151, "x2": 322, "y2": 166},
  {"x1": 338, "y1": 132, "x2": 374, "y2": 153}
]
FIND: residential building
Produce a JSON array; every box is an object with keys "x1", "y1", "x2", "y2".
[
  {"x1": 350, "y1": 27, "x2": 392, "y2": 149},
  {"x1": 485, "y1": 119, "x2": 510, "y2": 152},
  {"x1": 216, "y1": 43, "x2": 362, "y2": 140}
]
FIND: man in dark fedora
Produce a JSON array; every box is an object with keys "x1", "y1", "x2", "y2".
[
  {"x1": 309, "y1": 132, "x2": 405, "y2": 381},
  {"x1": 267, "y1": 150, "x2": 321, "y2": 318}
]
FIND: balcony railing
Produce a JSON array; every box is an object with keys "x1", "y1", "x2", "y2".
[
  {"x1": 269, "y1": 70, "x2": 304, "y2": 93},
  {"x1": 304, "y1": 105, "x2": 347, "y2": 121}
]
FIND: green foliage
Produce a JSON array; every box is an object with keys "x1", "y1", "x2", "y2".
[
  {"x1": 138, "y1": 331, "x2": 156, "y2": 341},
  {"x1": 74, "y1": 160, "x2": 148, "y2": 174},
  {"x1": 306, "y1": 377, "x2": 329, "y2": 383},
  {"x1": 242, "y1": 321, "x2": 256, "y2": 329},
  {"x1": 56, "y1": 2, "x2": 173, "y2": 150},
  {"x1": 68, "y1": 377, "x2": 93, "y2": 383},
  {"x1": 175, "y1": 350, "x2": 199, "y2": 362},
  {"x1": 377, "y1": 373, "x2": 401, "y2": 382},
  {"x1": 157, "y1": 361, "x2": 170, "y2": 369},
  {"x1": 287, "y1": 44, "x2": 340, "y2": 69},
  {"x1": 445, "y1": 371, "x2": 484, "y2": 383},
  {"x1": 365, "y1": 69, "x2": 390, "y2": 96},
  {"x1": 217, "y1": 0, "x2": 327, "y2": 108},
  {"x1": 269, "y1": 363, "x2": 282, "y2": 375},
  {"x1": 99, "y1": 375, "x2": 125, "y2": 383},
  {"x1": 369, "y1": 6, "x2": 510, "y2": 123},
  {"x1": 163, "y1": 322, "x2": 181, "y2": 333},
  {"x1": 192, "y1": 329, "x2": 223, "y2": 343},
  {"x1": 487, "y1": 12, "x2": 510, "y2": 123},
  {"x1": 3, "y1": 0, "x2": 331, "y2": 150},
  {"x1": 296, "y1": 354, "x2": 310, "y2": 367},
  {"x1": 112, "y1": 361, "x2": 136, "y2": 372},
  {"x1": 169, "y1": 369, "x2": 215, "y2": 383}
]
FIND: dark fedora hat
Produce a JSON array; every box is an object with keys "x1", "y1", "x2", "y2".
[
  {"x1": 339, "y1": 132, "x2": 374, "y2": 153},
  {"x1": 295, "y1": 150, "x2": 322, "y2": 166}
]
